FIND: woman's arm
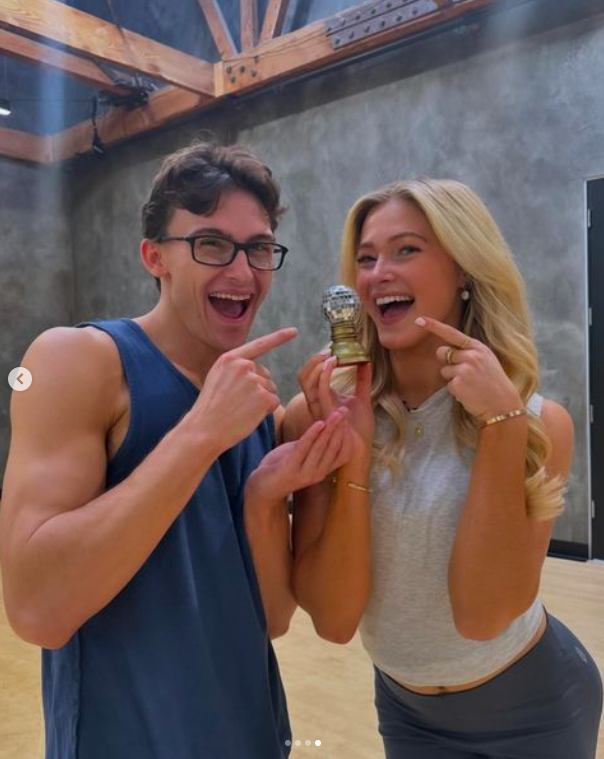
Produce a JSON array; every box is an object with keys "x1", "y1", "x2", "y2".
[
  {"x1": 414, "y1": 316, "x2": 573, "y2": 641},
  {"x1": 291, "y1": 455, "x2": 372, "y2": 644},
  {"x1": 448, "y1": 399, "x2": 573, "y2": 641},
  {"x1": 244, "y1": 407, "x2": 351, "y2": 639},
  {"x1": 286, "y1": 357, "x2": 374, "y2": 644}
]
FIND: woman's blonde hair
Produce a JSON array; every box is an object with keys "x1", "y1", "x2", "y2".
[{"x1": 336, "y1": 178, "x2": 564, "y2": 521}]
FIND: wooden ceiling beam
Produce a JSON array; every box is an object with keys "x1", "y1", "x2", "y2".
[
  {"x1": 0, "y1": 125, "x2": 51, "y2": 163},
  {"x1": 196, "y1": 0, "x2": 238, "y2": 59},
  {"x1": 0, "y1": 28, "x2": 131, "y2": 95},
  {"x1": 0, "y1": 0, "x2": 215, "y2": 96},
  {"x1": 0, "y1": 0, "x2": 502, "y2": 164},
  {"x1": 260, "y1": 0, "x2": 291, "y2": 43},
  {"x1": 48, "y1": 83, "x2": 219, "y2": 164},
  {"x1": 220, "y1": 0, "x2": 499, "y2": 95},
  {"x1": 241, "y1": 0, "x2": 259, "y2": 50}
]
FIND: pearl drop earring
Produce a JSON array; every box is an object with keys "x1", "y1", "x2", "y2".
[{"x1": 461, "y1": 289, "x2": 470, "y2": 301}]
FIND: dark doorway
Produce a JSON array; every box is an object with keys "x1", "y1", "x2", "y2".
[{"x1": 587, "y1": 179, "x2": 604, "y2": 560}]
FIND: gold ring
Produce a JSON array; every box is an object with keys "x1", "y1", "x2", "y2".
[
  {"x1": 445, "y1": 346, "x2": 457, "y2": 365},
  {"x1": 460, "y1": 335, "x2": 471, "y2": 350}
]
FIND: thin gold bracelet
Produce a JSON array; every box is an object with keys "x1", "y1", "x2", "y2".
[
  {"x1": 345, "y1": 480, "x2": 372, "y2": 494},
  {"x1": 330, "y1": 475, "x2": 372, "y2": 494},
  {"x1": 480, "y1": 408, "x2": 527, "y2": 429}
]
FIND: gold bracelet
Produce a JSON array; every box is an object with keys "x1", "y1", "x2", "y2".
[
  {"x1": 480, "y1": 408, "x2": 527, "y2": 429},
  {"x1": 345, "y1": 480, "x2": 372, "y2": 494},
  {"x1": 330, "y1": 475, "x2": 372, "y2": 494}
]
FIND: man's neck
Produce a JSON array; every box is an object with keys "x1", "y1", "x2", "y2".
[{"x1": 133, "y1": 305, "x2": 220, "y2": 389}]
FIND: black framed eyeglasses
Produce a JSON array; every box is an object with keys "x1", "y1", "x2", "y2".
[{"x1": 156, "y1": 234, "x2": 289, "y2": 271}]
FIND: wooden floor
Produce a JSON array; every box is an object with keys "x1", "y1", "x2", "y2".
[{"x1": 1, "y1": 557, "x2": 602, "y2": 759}]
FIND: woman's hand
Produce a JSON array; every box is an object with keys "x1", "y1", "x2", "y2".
[
  {"x1": 297, "y1": 350, "x2": 334, "y2": 422},
  {"x1": 297, "y1": 351, "x2": 375, "y2": 462},
  {"x1": 245, "y1": 410, "x2": 353, "y2": 505},
  {"x1": 416, "y1": 317, "x2": 523, "y2": 422}
]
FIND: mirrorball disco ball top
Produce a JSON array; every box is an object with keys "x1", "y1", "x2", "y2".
[{"x1": 322, "y1": 285, "x2": 362, "y2": 324}]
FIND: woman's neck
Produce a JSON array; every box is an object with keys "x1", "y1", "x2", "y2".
[{"x1": 389, "y1": 339, "x2": 448, "y2": 409}]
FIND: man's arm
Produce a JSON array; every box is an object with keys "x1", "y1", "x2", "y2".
[
  {"x1": 0, "y1": 326, "x2": 295, "y2": 649},
  {"x1": 243, "y1": 406, "x2": 295, "y2": 639}
]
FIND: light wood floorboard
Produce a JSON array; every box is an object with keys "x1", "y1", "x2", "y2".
[{"x1": 1, "y1": 558, "x2": 602, "y2": 758}]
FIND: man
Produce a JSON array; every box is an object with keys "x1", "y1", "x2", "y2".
[{"x1": 0, "y1": 142, "x2": 349, "y2": 758}]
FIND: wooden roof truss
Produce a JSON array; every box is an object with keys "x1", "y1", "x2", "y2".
[{"x1": 0, "y1": 0, "x2": 500, "y2": 164}]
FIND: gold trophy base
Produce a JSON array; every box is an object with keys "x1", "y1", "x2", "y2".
[{"x1": 330, "y1": 323, "x2": 370, "y2": 366}]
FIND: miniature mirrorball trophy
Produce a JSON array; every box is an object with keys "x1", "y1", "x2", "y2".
[{"x1": 321, "y1": 285, "x2": 370, "y2": 366}]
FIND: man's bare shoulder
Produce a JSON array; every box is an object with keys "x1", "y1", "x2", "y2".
[
  {"x1": 26, "y1": 323, "x2": 114, "y2": 356},
  {"x1": 25, "y1": 324, "x2": 119, "y2": 369},
  {"x1": 15, "y1": 325, "x2": 124, "y2": 421}
]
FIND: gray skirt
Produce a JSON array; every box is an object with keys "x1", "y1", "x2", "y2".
[{"x1": 374, "y1": 613, "x2": 603, "y2": 758}]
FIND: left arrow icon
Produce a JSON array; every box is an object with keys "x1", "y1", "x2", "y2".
[{"x1": 8, "y1": 367, "x2": 32, "y2": 391}]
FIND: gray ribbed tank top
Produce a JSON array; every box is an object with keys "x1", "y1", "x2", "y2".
[{"x1": 359, "y1": 387, "x2": 544, "y2": 686}]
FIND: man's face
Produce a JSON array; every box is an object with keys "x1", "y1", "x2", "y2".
[{"x1": 157, "y1": 189, "x2": 275, "y2": 355}]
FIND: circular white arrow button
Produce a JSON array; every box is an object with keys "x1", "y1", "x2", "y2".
[{"x1": 8, "y1": 367, "x2": 33, "y2": 391}]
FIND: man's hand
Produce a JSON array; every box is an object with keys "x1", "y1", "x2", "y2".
[
  {"x1": 245, "y1": 410, "x2": 353, "y2": 505},
  {"x1": 188, "y1": 328, "x2": 298, "y2": 453}
]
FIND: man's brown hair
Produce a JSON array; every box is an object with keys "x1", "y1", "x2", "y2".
[{"x1": 142, "y1": 141, "x2": 286, "y2": 290}]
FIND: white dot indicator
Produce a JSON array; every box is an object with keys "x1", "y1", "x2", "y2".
[
  {"x1": 285, "y1": 740, "x2": 291, "y2": 746},
  {"x1": 295, "y1": 740, "x2": 301, "y2": 746},
  {"x1": 315, "y1": 740, "x2": 321, "y2": 746},
  {"x1": 305, "y1": 740, "x2": 311, "y2": 746}
]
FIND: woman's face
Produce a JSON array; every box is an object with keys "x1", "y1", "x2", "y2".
[{"x1": 355, "y1": 197, "x2": 467, "y2": 352}]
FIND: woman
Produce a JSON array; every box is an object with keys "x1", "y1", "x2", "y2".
[{"x1": 284, "y1": 179, "x2": 603, "y2": 758}]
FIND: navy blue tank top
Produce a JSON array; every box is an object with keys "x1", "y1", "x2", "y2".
[{"x1": 42, "y1": 318, "x2": 291, "y2": 759}]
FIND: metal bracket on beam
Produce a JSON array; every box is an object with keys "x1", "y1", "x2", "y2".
[
  {"x1": 324, "y1": 0, "x2": 449, "y2": 49},
  {"x1": 95, "y1": 62, "x2": 159, "y2": 108},
  {"x1": 96, "y1": 61, "x2": 160, "y2": 95},
  {"x1": 223, "y1": 56, "x2": 262, "y2": 89}
]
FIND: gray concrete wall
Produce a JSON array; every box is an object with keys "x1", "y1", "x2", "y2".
[
  {"x1": 3, "y1": 3, "x2": 603, "y2": 545},
  {"x1": 0, "y1": 160, "x2": 73, "y2": 473},
  {"x1": 234, "y1": 15, "x2": 602, "y2": 547},
  {"x1": 234, "y1": 7, "x2": 604, "y2": 546}
]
